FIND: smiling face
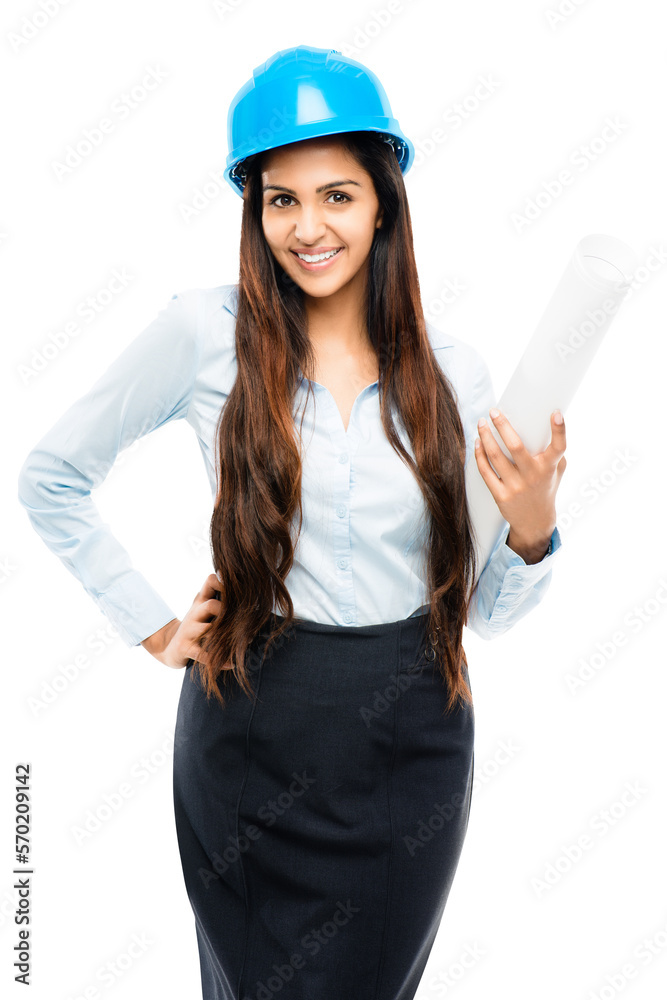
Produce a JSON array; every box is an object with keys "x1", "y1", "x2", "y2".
[{"x1": 260, "y1": 135, "x2": 383, "y2": 300}]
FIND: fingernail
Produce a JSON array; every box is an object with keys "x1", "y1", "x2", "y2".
[
  {"x1": 478, "y1": 417, "x2": 487, "y2": 427},
  {"x1": 489, "y1": 407, "x2": 500, "y2": 419},
  {"x1": 554, "y1": 410, "x2": 563, "y2": 424}
]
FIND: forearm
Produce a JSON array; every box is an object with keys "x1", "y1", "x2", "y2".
[
  {"x1": 140, "y1": 618, "x2": 181, "y2": 658},
  {"x1": 505, "y1": 527, "x2": 553, "y2": 565}
]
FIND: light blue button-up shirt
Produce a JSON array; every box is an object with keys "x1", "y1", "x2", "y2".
[{"x1": 17, "y1": 284, "x2": 562, "y2": 648}]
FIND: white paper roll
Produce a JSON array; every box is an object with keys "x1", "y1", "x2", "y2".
[{"x1": 466, "y1": 233, "x2": 637, "y2": 593}]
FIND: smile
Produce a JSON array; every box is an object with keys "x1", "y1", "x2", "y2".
[{"x1": 291, "y1": 247, "x2": 344, "y2": 271}]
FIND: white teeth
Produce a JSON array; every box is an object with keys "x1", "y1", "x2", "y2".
[{"x1": 296, "y1": 248, "x2": 341, "y2": 262}]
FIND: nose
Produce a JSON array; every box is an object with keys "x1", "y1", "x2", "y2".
[{"x1": 293, "y1": 204, "x2": 329, "y2": 245}]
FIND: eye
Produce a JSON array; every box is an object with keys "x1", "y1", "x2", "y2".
[
  {"x1": 327, "y1": 192, "x2": 350, "y2": 204},
  {"x1": 268, "y1": 191, "x2": 351, "y2": 208},
  {"x1": 270, "y1": 194, "x2": 295, "y2": 208}
]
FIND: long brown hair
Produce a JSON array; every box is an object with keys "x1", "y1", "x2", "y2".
[{"x1": 195, "y1": 130, "x2": 478, "y2": 716}]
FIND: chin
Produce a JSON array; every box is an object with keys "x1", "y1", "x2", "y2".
[{"x1": 305, "y1": 271, "x2": 353, "y2": 289}]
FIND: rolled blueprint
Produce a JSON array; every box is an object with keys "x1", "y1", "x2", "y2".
[{"x1": 466, "y1": 233, "x2": 638, "y2": 593}]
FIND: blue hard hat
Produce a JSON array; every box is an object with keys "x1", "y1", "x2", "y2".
[{"x1": 224, "y1": 44, "x2": 414, "y2": 197}]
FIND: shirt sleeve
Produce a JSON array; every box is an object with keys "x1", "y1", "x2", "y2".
[
  {"x1": 16, "y1": 291, "x2": 200, "y2": 648},
  {"x1": 459, "y1": 345, "x2": 563, "y2": 640}
]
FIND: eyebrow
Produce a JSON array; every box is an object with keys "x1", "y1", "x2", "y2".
[{"x1": 262, "y1": 179, "x2": 362, "y2": 195}]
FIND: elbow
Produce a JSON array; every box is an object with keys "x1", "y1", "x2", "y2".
[
  {"x1": 17, "y1": 449, "x2": 90, "y2": 510},
  {"x1": 466, "y1": 617, "x2": 511, "y2": 641},
  {"x1": 466, "y1": 600, "x2": 518, "y2": 640},
  {"x1": 17, "y1": 449, "x2": 62, "y2": 509},
  {"x1": 17, "y1": 452, "x2": 41, "y2": 509}
]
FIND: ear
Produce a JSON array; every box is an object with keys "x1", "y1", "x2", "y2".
[{"x1": 376, "y1": 208, "x2": 384, "y2": 229}]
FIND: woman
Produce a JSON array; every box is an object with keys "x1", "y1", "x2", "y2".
[{"x1": 18, "y1": 45, "x2": 566, "y2": 1000}]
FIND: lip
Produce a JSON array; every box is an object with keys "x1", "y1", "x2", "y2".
[
  {"x1": 291, "y1": 246, "x2": 341, "y2": 252},
  {"x1": 290, "y1": 247, "x2": 344, "y2": 272}
]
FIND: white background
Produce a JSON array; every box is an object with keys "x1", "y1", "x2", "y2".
[{"x1": 2, "y1": 1, "x2": 666, "y2": 998}]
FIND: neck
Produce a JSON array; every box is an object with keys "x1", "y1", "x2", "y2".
[{"x1": 304, "y1": 267, "x2": 372, "y2": 356}]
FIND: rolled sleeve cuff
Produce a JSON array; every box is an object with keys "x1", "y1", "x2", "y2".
[
  {"x1": 468, "y1": 524, "x2": 563, "y2": 638},
  {"x1": 494, "y1": 523, "x2": 562, "y2": 580},
  {"x1": 90, "y1": 574, "x2": 178, "y2": 648},
  {"x1": 489, "y1": 523, "x2": 562, "y2": 614}
]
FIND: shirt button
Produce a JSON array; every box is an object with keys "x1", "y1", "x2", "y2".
[
  {"x1": 337, "y1": 558, "x2": 348, "y2": 569},
  {"x1": 336, "y1": 504, "x2": 347, "y2": 518},
  {"x1": 339, "y1": 452, "x2": 349, "y2": 464},
  {"x1": 343, "y1": 611, "x2": 353, "y2": 623}
]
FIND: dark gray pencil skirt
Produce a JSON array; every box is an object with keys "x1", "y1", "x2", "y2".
[{"x1": 172, "y1": 612, "x2": 475, "y2": 1000}]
